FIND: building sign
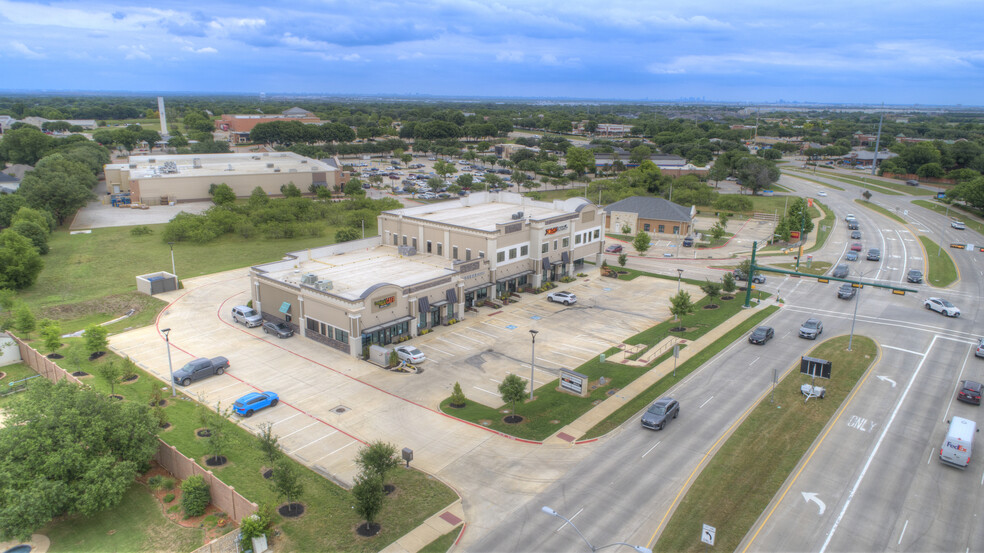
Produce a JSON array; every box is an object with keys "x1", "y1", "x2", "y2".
[
  {"x1": 279, "y1": 302, "x2": 291, "y2": 314},
  {"x1": 373, "y1": 296, "x2": 396, "y2": 310},
  {"x1": 545, "y1": 224, "x2": 569, "y2": 236},
  {"x1": 559, "y1": 368, "x2": 588, "y2": 397}
]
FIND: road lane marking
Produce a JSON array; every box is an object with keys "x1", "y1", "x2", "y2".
[
  {"x1": 472, "y1": 386, "x2": 499, "y2": 397},
  {"x1": 749, "y1": 356, "x2": 760, "y2": 367},
  {"x1": 881, "y1": 345, "x2": 927, "y2": 356},
  {"x1": 554, "y1": 507, "x2": 583, "y2": 533},
  {"x1": 642, "y1": 441, "x2": 661, "y2": 458},
  {"x1": 898, "y1": 519, "x2": 908, "y2": 545},
  {"x1": 699, "y1": 396, "x2": 714, "y2": 409},
  {"x1": 942, "y1": 347, "x2": 974, "y2": 423}
]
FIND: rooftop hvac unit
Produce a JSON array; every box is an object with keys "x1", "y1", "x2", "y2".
[
  {"x1": 289, "y1": 168, "x2": 297, "y2": 173},
  {"x1": 315, "y1": 280, "x2": 334, "y2": 291},
  {"x1": 192, "y1": 158, "x2": 202, "y2": 168},
  {"x1": 266, "y1": 163, "x2": 274, "y2": 168},
  {"x1": 301, "y1": 159, "x2": 308, "y2": 164},
  {"x1": 251, "y1": 156, "x2": 260, "y2": 160},
  {"x1": 129, "y1": 164, "x2": 137, "y2": 169},
  {"x1": 301, "y1": 273, "x2": 318, "y2": 285},
  {"x1": 511, "y1": 211, "x2": 524, "y2": 220}
]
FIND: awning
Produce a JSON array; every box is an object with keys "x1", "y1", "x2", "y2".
[
  {"x1": 561, "y1": 251, "x2": 570, "y2": 264},
  {"x1": 431, "y1": 300, "x2": 448, "y2": 308},
  {"x1": 361, "y1": 316, "x2": 414, "y2": 335},
  {"x1": 541, "y1": 257, "x2": 550, "y2": 272},
  {"x1": 446, "y1": 288, "x2": 458, "y2": 304},
  {"x1": 465, "y1": 283, "x2": 492, "y2": 293},
  {"x1": 418, "y1": 296, "x2": 430, "y2": 314},
  {"x1": 495, "y1": 270, "x2": 534, "y2": 284}
]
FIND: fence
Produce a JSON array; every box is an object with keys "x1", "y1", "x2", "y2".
[
  {"x1": 190, "y1": 530, "x2": 240, "y2": 553},
  {"x1": 8, "y1": 332, "x2": 258, "y2": 523}
]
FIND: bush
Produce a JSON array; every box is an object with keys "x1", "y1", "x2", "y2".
[
  {"x1": 163, "y1": 493, "x2": 175, "y2": 503},
  {"x1": 239, "y1": 504, "x2": 274, "y2": 548},
  {"x1": 130, "y1": 225, "x2": 153, "y2": 236},
  {"x1": 181, "y1": 474, "x2": 211, "y2": 517}
]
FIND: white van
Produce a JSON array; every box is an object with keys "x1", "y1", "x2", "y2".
[{"x1": 940, "y1": 416, "x2": 978, "y2": 469}]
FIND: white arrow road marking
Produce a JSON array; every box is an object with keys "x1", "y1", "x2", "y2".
[
  {"x1": 876, "y1": 376, "x2": 897, "y2": 388},
  {"x1": 802, "y1": 492, "x2": 826, "y2": 515}
]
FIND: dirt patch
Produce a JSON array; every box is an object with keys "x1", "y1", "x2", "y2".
[
  {"x1": 139, "y1": 462, "x2": 236, "y2": 543},
  {"x1": 40, "y1": 291, "x2": 166, "y2": 325}
]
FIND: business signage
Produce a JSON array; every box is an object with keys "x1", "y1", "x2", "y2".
[
  {"x1": 544, "y1": 224, "x2": 569, "y2": 236},
  {"x1": 373, "y1": 295, "x2": 396, "y2": 310},
  {"x1": 559, "y1": 368, "x2": 588, "y2": 397}
]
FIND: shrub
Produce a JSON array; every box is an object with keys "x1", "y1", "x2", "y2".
[
  {"x1": 181, "y1": 475, "x2": 211, "y2": 517},
  {"x1": 239, "y1": 504, "x2": 274, "y2": 549},
  {"x1": 130, "y1": 225, "x2": 153, "y2": 236},
  {"x1": 163, "y1": 493, "x2": 175, "y2": 503},
  {"x1": 450, "y1": 382, "x2": 466, "y2": 407}
]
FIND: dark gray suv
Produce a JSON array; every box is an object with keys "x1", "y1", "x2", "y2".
[
  {"x1": 641, "y1": 398, "x2": 680, "y2": 431},
  {"x1": 832, "y1": 264, "x2": 849, "y2": 278}
]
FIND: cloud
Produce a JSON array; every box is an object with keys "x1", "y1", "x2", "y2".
[
  {"x1": 182, "y1": 46, "x2": 217, "y2": 54},
  {"x1": 10, "y1": 40, "x2": 43, "y2": 58},
  {"x1": 496, "y1": 50, "x2": 524, "y2": 62},
  {"x1": 119, "y1": 44, "x2": 150, "y2": 60}
]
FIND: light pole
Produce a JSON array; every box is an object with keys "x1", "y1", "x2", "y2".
[
  {"x1": 847, "y1": 269, "x2": 865, "y2": 352},
  {"x1": 162, "y1": 327, "x2": 176, "y2": 396},
  {"x1": 676, "y1": 268, "x2": 684, "y2": 293},
  {"x1": 167, "y1": 242, "x2": 176, "y2": 277},
  {"x1": 541, "y1": 506, "x2": 652, "y2": 553},
  {"x1": 529, "y1": 329, "x2": 538, "y2": 400}
]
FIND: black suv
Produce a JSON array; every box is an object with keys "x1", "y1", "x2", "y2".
[
  {"x1": 958, "y1": 380, "x2": 983, "y2": 405},
  {"x1": 907, "y1": 269, "x2": 923, "y2": 283},
  {"x1": 837, "y1": 284, "x2": 856, "y2": 299},
  {"x1": 866, "y1": 248, "x2": 881, "y2": 261}
]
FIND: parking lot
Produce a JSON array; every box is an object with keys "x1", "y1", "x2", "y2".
[{"x1": 108, "y1": 267, "x2": 690, "y2": 484}]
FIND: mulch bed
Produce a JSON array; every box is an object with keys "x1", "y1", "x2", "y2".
[
  {"x1": 89, "y1": 351, "x2": 106, "y2": 361},
  {"x1": 71, "y1": 371, "x2": 89, "y2": 377},
  {"x1": 122, "y1": 374, "x2": 139, "y2": 383},
  {"x1": 47, "y1": 353, "x2": 64, "y2": 359},
  {"x1": 139, "y1": 462, "x2": 235, "y2": 544},
  {"x1": 356, "y1": 522, "x2": 380, "y2": 537},
  {"x1": 702, "y1": 304, "x2": 719, "y2": 310},
  {"x1": 196, "y1": 428, "x2": 211, "y2": 438},
  {"x1": 502, "y1": 415, "x2": 524, "y2": 424},
  {"x1": 279, "y1": 503, "x2": 305, "y2": 518},
  {"x1": 150, "y1": 399, "x2": 168, "y2": 407},
  {"x1": 448, "y1": 403, "x2": 466, "y2": 409},
  {"x1": 384, "y1": 484, "x2": 396, "y2": 495},
  {"x1": 109, "y1": 394, "x2": 124, "y2": 401},
  {"x1": 204, "y1": 455, "x2": 227, "y2": 467},
  {"x1": 262, "y1": 468, "x2": 274, "y2": 479}
]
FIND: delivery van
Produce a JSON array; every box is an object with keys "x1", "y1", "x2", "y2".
[{"x1": 940, "y1": 416, "x2": 978, "y2": 469}]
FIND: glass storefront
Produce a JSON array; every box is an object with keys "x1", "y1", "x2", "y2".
[
  {"x1": 465, "y1": 286, "x2": 490, "y2": 308},
  {"x1": 361, "y1": 320, "x2": 410, "y2": 348},
  {"x1": 496, "y1": 274, "x2": 529, "y2": 297}
]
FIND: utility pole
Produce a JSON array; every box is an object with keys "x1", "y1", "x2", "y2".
[{"x1": 870, "y1": 113, "x2": 884, "y2": 177}]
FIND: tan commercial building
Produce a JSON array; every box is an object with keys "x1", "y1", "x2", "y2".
[
  {"x1": 214, "y1": 107, "x2": 321, "y2": 133},
  {"x1": 104, "y1": 152, "x2": 339, "y2": 204},
  {"x1": 604, "y1": 196, "x2": 695, "y2": 238},
  {"x1": 249, "y1": 192, "x2": 605, "y2": 357}
]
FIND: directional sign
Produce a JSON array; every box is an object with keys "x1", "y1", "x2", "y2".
[
  {"x1": 817, "y1": 278, "x2": 829, "y2": 283},
  {"x1": 892, "y1": 289, "x2": 906, "y2": 295},
  {"x1": 876, "y1": 376, "x2": 897, "y2": 388},
  {"x1": 802, "y1": 492, "x2": 826, "y2": 515},
  {"x1": 702, "y1": 524, "x2": 716, "y2": 546}
]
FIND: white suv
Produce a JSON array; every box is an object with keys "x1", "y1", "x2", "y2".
[{"x1": 546, "y1": 291, "x2": 577, "y2": 305}]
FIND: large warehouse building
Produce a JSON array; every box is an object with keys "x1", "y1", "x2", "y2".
[
  {"x1": 248, "y1": 192, "x2": 605, "y2": 357},
  {"x1": 104, "y1": 152, "x2": 339, "y2": 204}
]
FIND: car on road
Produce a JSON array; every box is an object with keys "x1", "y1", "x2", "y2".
[
  {"x1": 845, "y1": 214, "x2": 856, "y2": 221},
  {"x1": 832, "y1": 264, "x2": 849, "y2": 278},
  {"x1": 605, "y1": 244, "x2": 623, "y2": 253},
  {"x1": 837, "y1": 283, "x2": 857, "y2": 299},
  {"x1": 547, "y1": 291, "x2": 577, "y2": 305},
  {"x1": 173, "y1": 357, "x2": 230, "y2": 386},
  {"x1": 952, "y1": 221, "x2": 966, "y2": 230},
  {"x1": 682, "y1": 236, "x2": 694, "y2": 247},
  {"x1": 925, "y1": 297, "x2": 960, "y2": 317},
  {"x1": 866, "y1": 248, "x2": 881, "y2": 261},
  {"x1": 977, "y1": 338, "x2": 984, "y2": 358},
  {"x1": 850, "y1": 242, "x2": 863, "y2": 251},
  {"x1": 817, "y1": 191, "x2": 827, "y2": 197},
  {"x1": 957, "y1": 380, "x2": 983, "y2": 405},
  {"x1": 262, "y1": 321, "x2": 293, "y2": 338},
  {"x1": 231, "y1": 305, "x2": 263, "y2": 327},
  {"x1": 845, "y1": 251, "x2": 859, "y2": 261},
  {"x1": 641, "y1": 398, "x2": 679, "y2": 430},
  {"x1": 847, "y1": 220, "x2": 860, "y2": 230},
  {"x1": 394, "y1": 345, "x2": 426, "y2": 364},
  {"x1": 799, "y1": 318, "x2": 823, "y2": 340},
  {"x1": 733, "y1": 269, "x2": 766, "y2": 283},
  {"x1": 906, "y1": 269, "x2": 923, "y2": 283},
  {"x1": 748, "y1": 326, "x2": 775, "y2": 345},
  {"x1": 233, "y1": 391, "x2": 279, "y2": 417},
  {"x1": 851, "y1": 230, "x2": 862, "y2": 239}
]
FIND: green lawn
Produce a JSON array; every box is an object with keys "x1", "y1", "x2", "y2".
[
  {"x1": 767, "y1": 261, "x2": 832, "y2": 276},
  {"x1": 917, "y1": 236, "x2": 959, "y2": 287},
  {"x1": 854, "y1": 199, "x2": 907, "y2": 224},
  {"x1": 912, "y1": 200, "x2": 984, "y2": 235},
  {"x1": 804, "y1": 200, "x2": 836, "y2": 254},
  {"x1": 419, "y1": 526, "x2": 463, "y2": 553},
  {"x1": 44, "y1": 482, "x2": 204, "y2": 553},
  {"x1": 655, "y1": 336, "x2": 877, "y2": 553}
]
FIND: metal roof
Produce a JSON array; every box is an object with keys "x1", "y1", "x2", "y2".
[{"x1": 603, "y1": 196, "x2": 692, "y2": 222}]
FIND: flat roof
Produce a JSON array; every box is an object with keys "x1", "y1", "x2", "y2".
[
  {"x1": 264, "y1": 246, "x2": 455, "y2": 301},
  {"x1": 106, "y1": 152, "x2": 335, "y2": 179},
  {"x1": 386, "y1": 193, "x2": 581, "y2": 232}
]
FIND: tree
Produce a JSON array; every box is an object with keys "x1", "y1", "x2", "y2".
[
  {"x1": 204, "y1": 404, "x2": 231, "y2": 464},
  {"x1": 621, "y1": 224, "x2": 632, "y2": 234},
  {"x1": 83, "y1": 324, "x2": 108, "y2": 356},
  {"x1": 862, "y1": 190, "x2": 873, "y2": 202},
  {"x1": 565, "y1": 146, "x2": 595, "y2": 176},
  {"x1": 629, "y1": 144, "x2": 653, "y2": 164},
  {"x1": 0, "y1": 127, "x2": 53, "y2": 165},
  {"x1": 39, "y1": 319, "x2": 61, "y2": 354},
  {"x1": 722, "y1": 272, "x2": 736, "y2": 294},
  {"x1": 757, "y1": 149, "x2": 782, "y2": 160},
  {"x1": 618, "y1": 252, "x2": 628, "y2": 267},
  {"x1": 181, "y1": 475, "x2": 211, "y2": 517},
  {"x1": 12, "y1": 206, "x2": 55, "y2": 234},
  {"x1": 18, "y1": 154, "x2": 96, "y2": 224},
  {"x1": 344, "y1": 179, "x2": 366, "y2": 197},
  {"x1": 352, "y1": 471, "x2": 385, "y2": 531},
  {"x1": 498, "y1": 373, "x2": 528, "y2": 417},
  {"x1": 13, "y1": 306, "x2": 36, "y2": 339},
  {"x1": 633, "y1": 231, "x2": 651, "y2": 255},
  {"x1": 280, "y1": 182, "x2": 302, "y2": 198},
  {"x1": 335, "y1": 227, "x2": 361, "y2": 242},
  {"x1": 355, "y1": 441, "x2": 401, "y2": 489},
  {"x1": 710, "y1": 221, "x2": 726, "y2": 241},
  {"x1": 400, "y1": 153, "x2": 413, "y2": 167},
  {"x1": 735, "y1": 157, "x2": 780, "y2": 195},
  {"x1": 456, "y1": 173, "x2": 473, "y2": 189},
  {"x1": 209, "y1": 183, "x2": 236, "y2": 206},
  {"x1": 450, "y1": 382, "x2": 467, "y2": 407},
  {"x1": 784, "y1": 198, "x2": 815, "y2": 236},
  {"x1": 270, "y1": 458, "x2": 303, "y2": 512},
  {"x1": 0, "y1": 379, "x2": 158, "y2": 541},
  {"x1": 701, "y1": 280, "x2": 722, "y2": 308},
  {"x1": 97, "y1": 361, "x2": 123, "y2": 395},
  {"x1": 138, "y1": 130, "x2": 161, "y2": 152},
  {"x1": 258, "y1": 423, "x2": 282, "y2": 465},
  {"x1": 248, "y1": 186, "x2": 270, "y2": 208},
  {"x1": 669, "y1": 290, "x2": 696, "y2": 328}
]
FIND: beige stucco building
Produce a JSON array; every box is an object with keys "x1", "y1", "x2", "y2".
[
  {"x1": 104, "y1": 152, "x2": 338, "y2": 205},
  {"x1": 248, "y1": 192, "x2": 605, "y2": 357}
]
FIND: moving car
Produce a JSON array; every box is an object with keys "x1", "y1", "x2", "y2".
[
  {"x1": 231, "y1": 305, "x2": 262, "y2": 328},
  {"x1": 748, "y1": 326, "x2": 775, "y2": 345},
  {"x1": 837, "y1": 284, "x2": 856, "y2": 299},
  {"x1": 851, "y1": 230, "x2": 862, "y2": 239},
  {"x1": 233, "y1": 391, "x2": 279, "y2": 417},
  {"x1": 977, "y1": 338, "x2": 984, "y2": 359},
  {"x1": 547, "y1": 291, "x2": 577, "y2": 305},
  {"x1": 845, "y1": 214, "x2": 856, "y2": 221},
  {"x1": 925, "y1": 297, "x2": 960, "y2": 317},
  {"x1": 957, "y1": 381, "x2": 984, "y2": 405},
  {"x1": 799, "y1": 318, "x2": 823, "y2": 339},
  {"x1": 952, "y1": 221, "x2": 966, "y2": 230},
  {"x1": 682, "y1": 236, "x2": 694, "y2": 247},
  {"x1": 394, "y1": 345, "x2": 426, "y2": 364},
  {"x1": 866, "y1": 248, "x2": 881, "y2": 261},
  {"x1": 850, "y1": 242, "x2": 863, "y2": 252},
  {"x1": 641, "y1": 398, "x2": 679, "y2": 431},
  {"x1": 847, "y1": 220, "x2": 860, "y2": 230},
  {"x1": 845, "y1": 251, "x2": 859, "y2": 261},
  {"x1": 262, "y1": 321, "x2": 293, "y2": 338},
  {"x1": 906, "y1": 269, "x2": 923, "y2": 283},
  {"x1": 817, "y1": 191, "x2": 827, "y2": 197},
  {"x1": 832, "y1": 264, "x2": 849, "y2": 278},
  {"x1": 733, "y1": 269, "x2": 766, "y2": 283},
  {"x1": 173, "y1": 357, "x2": 230, "y2": 386},
  {"x1": 605, "y1": 244, "x2": 623, "y2": 253}
]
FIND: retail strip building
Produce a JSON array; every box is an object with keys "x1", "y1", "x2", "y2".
[{"x1": 249, "y1": 192, "x2": 605, "y2": 356}]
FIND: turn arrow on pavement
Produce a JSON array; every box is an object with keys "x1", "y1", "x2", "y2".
[
  {"x1": 876, "y1": 376, "x2": 897, "y2": 388},
  {"x1": 802, "y1": 492, "x2": 826, "y2": 515}
]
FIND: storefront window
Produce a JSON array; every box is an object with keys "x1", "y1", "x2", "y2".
[
  {"x1": 335, "y1": 328, "x2": 348, "y2": 343},
  {"x1": 644, "y1": 223, "x2": 651, "y2": 231},
  {"x1": 673, "y1": 226, "x2": 679, "y2": 234},
  {"x1": 431, "y1": 309, "x2": 441, "y2": 327},
  {"x1": 575, "y1": 234, "x2": 582, "y2": 244},
  {"x1": 521, "y1": 245, "x2": 528, "y2": 256},
  {"x1": 593, "y1": 229, "x2": 600, "y2": 239},
  {"x1": 447, "y1": 304, "x2": 454, "y2": 318},
  {"x1": 562, "y1": 237, "x2": 569, "y2": 247},
  {"x1": 658, "y1": 224, "x2": 665, "y2": 233},
  {"x1": 418, "y1": 312, "x2": 426, "y2": 329},
  {"x1": 307, "y1": 318, "x2": 320, "y2": 333},
  {"x1": 476, "y1": 287, "x2": 488, "y2": 301},
  {"x1": 518, "y1": 275, "x2": 528, "y2": 287}
]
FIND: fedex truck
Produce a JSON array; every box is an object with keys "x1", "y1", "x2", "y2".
[{"x1": 940, "y1": 416, "x2": 978, "y2": 469}]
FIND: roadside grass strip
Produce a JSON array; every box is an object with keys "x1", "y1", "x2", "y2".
[
  {"x1": 581, "y1": 305, "x2": 779, "y2": 440},
  {"x1": 853, "y1": 199, "x2": 907, "y2": 224},
  {"x1": 805, "y1": 200, "x2": 836, "y2": 254},
  {"x1": 912, "y1": 200, "x2": 984, "y2": 235},
  {"x1": 767, "y1": 261, "x2": 832, "y2": 276},
  {"x1": 419, "y1": 525, "x2": 464, "y2": 553},
  {"x1": 779, "y1": 170, "x2": 845, "y2": 191},
  {"x1": 917, "y1": 236, "x2": 959, "y2": 287},
  {"x1": 654, "y1": 335, "x2": 877, "y2": 553}
]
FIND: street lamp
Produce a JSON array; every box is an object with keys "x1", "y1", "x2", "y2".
[
  {"x1": 161, "y1": 327, "x2": 176, "y2": 397},
  {"x1": 541, "y1": 506, "x2": 651, "y2": 553},
  {"x1": 529, "y1": 329, "x2": 538, "y2": 400},
  {"x1": 676, "y1": 268, "x2": 684, "y2": 293},
  {"x1": 167, "y1": 242, "x2": 176, "y2": 277},
  {"x1": 847, "y1": 269, "x2": 866, "y2": 352}
]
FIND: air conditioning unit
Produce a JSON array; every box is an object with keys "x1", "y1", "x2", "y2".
[
  {"x1": 301, "y1": 160, "x2": 308, "y2": 164},
  {"x1": 517, "y1": 211, "x2": 524, "y2": 218},
  {"x1": 273, "y1": 168, "x2": 281, "y2": 172},
  {"x1": 266, "y1": 163, "x2": 274, "y2": 168},
  {"x1": 398, "y1": 246, "x2": 417, "y2": 256},
  {"x1": 301, "y1": 273, "x2": 318, "y2": 285},
  {"x1": 316, "y1": 280, "x2": 334, "y2": 291}
]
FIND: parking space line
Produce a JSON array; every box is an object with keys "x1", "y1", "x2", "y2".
[
  {"x1": 565, "y1": 343, "x2": 605, "y2": 354},
  {"x1": 208, "y1": 382, "x2": 241, "y2": 394},
  {"x1": 473, "y1": 386, "x2": 499, "y2": 397},
  {"x1": 321, "y1": 440, "x2": 358, "y2": 459},
  {"x1": 426, "y1": 345, "x2": 454, "y2": 356},
  {"x1": 545, "y1": 350, "x2": 586, "y2": 361},
  {"x1": 221, "y1": 392, "x2": 246, "y2": 404},
  {"x1": 436, "y1": 337, "x2": 471, "y2": 350},
  {"x1": 280, "y1": 421, "x2": 318, "y2": 439},
  {"x1": 272, "y1": 412, "x2": 302, "y2": 426},
  {"x1": 465, "y1": 327, "x2": 498, "y2": 338},
  {"x1": 288, "y1": 431, "x2": 337, "y2": 453},
  {"x1": 452, "y1": 332, "x2": 486, "y2": 344},
  {"x1": 293, "y1": 390, "x2": 327, "y2": 404}
]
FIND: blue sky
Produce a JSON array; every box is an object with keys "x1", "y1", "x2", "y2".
[{"x1": 1, "y1": 0, "x2": 982, "y2": 105}]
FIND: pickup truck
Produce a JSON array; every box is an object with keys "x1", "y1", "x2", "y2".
[{"x1": 173, "y1": 357, "x2": 230, "y2": 386}]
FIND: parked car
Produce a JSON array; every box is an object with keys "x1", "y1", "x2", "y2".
[
  {"x1": 799, "y1": 318, "x2": 823, "y2": 339},
  {"x1": 262, "y1": 321, "x2": 293, "y2": 338},
  {"x1": 682, "y1": 236, "x2": 694, "y2": 247},
  {"x1": 832, "y1": 264, "x2": 849, "y2": 278},
  {"x1": 952, "y1": 221, "x2": 966, "y2": 230},
  {"x1": 850, "y1": 242, "x2": 863, "y2": 252},
  {"x1": 641, "y1": 398, "x2": 680, "y2": 430},
  {"x1": 233, "y1": 391, "x2": 279, "y2": 417},
  {"x1": 907, "y1": 269, "x2": 923, "y2": 283},
  {"x1": 394, "y1": 345, "x2": 426, "y2": 364},
  {"x1": 173, "y1": 357, "x2": 230, "y2": 386},
  {"x1": 748, "y1": 326, "x2": 775, "y2": 345},
  {"x1": 925, "y1": 297, "x2": 960, "y2": 317},
  {"x1": 817, "y1": 191, "x2": 827, "y2": 197},
  {"x1": 977, "y1": 338, "x2": 984, "y2": 358},
  {"x1": 837, "y1": 283, "x2": 857, "y2": 299},
  {"x1": 231, "y1": 305, "x2": 262, "y2": 327},
  {"x1": 605, "y1": 244, "x2": 623, "y2": 253},
  {"x1": 547, "y1": 291, "x2": 577, "y2": 305},
  {"x1": 866, "y1": 248, "x2": 881, "y2": 261},
  {"x1": 851, "y1": 230, "x2": 862, "y2": 239},
  {"x1": 846, "y1": 251, "x2": 859, "y2": 261},
  {"x1": 957, "y1": 380, "x2": 983, "y2": 405}
]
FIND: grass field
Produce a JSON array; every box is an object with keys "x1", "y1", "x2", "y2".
[
  {"x1": 853, "y1": 199, "x2": 907, "y2": 224},
  {"x1": 918, "y1": 236, "x2": 959, "y2": 287},
  {"x1": 0, "y1": 363, "x2": 40, "y2": 407},
  {"x1": 655, "y1": 335, "x2": 877, "y2": 553}
]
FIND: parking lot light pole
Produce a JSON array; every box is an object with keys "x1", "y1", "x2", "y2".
[
  {"x1": 677, "y1": 268, "x2": 684, "y2": 293},
  {"x1": 529, "y1": 330, "x2": 538, "y2": 400},
  {"x1": 162, "y1": 327, "x2": 176, "y2": 397},
  {"x1": 540, "y1": 506, "x2": 652, "y2": 553}
]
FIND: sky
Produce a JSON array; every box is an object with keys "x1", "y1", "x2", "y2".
[{"x1": 1, "y1": 0, "x2": 982, "y2": 105}]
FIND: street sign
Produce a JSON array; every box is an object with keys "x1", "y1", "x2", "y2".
[
  {"x1": 702, "y1": 524, "x2": 716, "y2": 546},
  {"x1": 673, "y1": 344, "x2": 680, "y2": 359},
  {"x1": 801, "y1": 356, "x2": 832, "y2": 379},
  {"x1": 817, "y1": 278, "x2": 829, "y2": 283},
  {"x1": 892, "y1": 289, "x2": 906, "y2": 295}
]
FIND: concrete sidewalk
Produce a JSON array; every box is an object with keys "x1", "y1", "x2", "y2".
[{"x1": 381, "y1": 500, "x2": 466, "y2": 553}]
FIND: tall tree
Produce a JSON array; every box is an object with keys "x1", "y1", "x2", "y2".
[
  {"x1": 565, "y1": 146, "x2": 595, "y2": 176},
  {"x1": 669, "y1": 290, "x2": 696, "y2": 327},
  {"x1": 0, "y1": 230, "x2": 44, "y2": 290},
  {"x1": 633, "y1": 231, "x2": 651, "y2": 255},
  {"x1": 270, "y1": 459, "x2": 304, "y2": 512},
  {"x1": 355, "y1": 441, "x2": 401, "y2": 485}
]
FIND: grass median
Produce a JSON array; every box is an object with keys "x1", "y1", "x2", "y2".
[
  {"x1": 912, "y1": 200, "x2": 984, "y2": 235},
  {"x1": 917, "y1": 236, "x2": 959, "y2": 287},
  {"x1": 780, "y1": 170, "x2": 845, "y2": 191},
  {"x1": 655, "y1": 335, "x2": 877, "y2": 553},
  {"x1": 854, "y1": 199, "x2": 907, "y2": 224},
  {"x1": 767, "y1": 261, "x2": 832, "y2": 276}
]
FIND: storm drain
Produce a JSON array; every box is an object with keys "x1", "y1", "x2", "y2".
[{"x1": 331, "y1": 405, "x2": 350, "y2": 414}]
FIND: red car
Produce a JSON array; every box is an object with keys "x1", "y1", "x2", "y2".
[
  {"x1": 850, "y1": 243, "x2": 863, "y2": 252},
  {"x1": 605, "y1": 244, "x2": 623, "y2": 253}
]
